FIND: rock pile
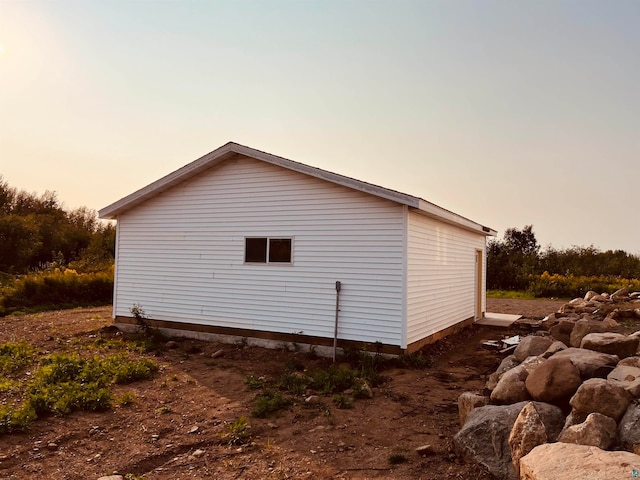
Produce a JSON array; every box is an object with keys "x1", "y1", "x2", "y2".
[{"x1": 453, "y1": 288, "x2": 640, "y2": 480}]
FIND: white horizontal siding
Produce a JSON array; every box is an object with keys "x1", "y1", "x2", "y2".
[
  {"x1": 406, "y1": 210, "x2": 486, "y2": 345},
  {"x1": 114, "y1": 156, "x2": 404, "y2": 345}
]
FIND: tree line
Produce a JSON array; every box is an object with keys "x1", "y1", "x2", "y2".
[
  {"x1": 487, "y1": 225, "x2": 640, "y2": 291},
  {"x1": 0, "y1": 176, "x2": 114, "y2": 274}
]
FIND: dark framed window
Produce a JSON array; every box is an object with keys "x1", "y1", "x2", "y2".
[{"x1": 245, "y1": 237, "x2": 292, "y2": 264}]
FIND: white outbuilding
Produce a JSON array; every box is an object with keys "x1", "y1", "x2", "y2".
[{"x1": 99, "y1": 142, "x2": 496, "y2": 354}]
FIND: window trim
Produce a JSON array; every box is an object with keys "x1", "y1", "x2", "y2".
[{"x1": 244, "y1": 236, "x2": 293, "y2": 265}]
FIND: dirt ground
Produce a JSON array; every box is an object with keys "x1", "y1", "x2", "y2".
[{"x1": 0, "y1": 298, "x2": 565, "y2": 480}]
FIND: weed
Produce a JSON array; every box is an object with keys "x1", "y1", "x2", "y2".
[
  {"x1": 222, "y1": 416, "x2": 251, "y2": 445},
  {"x1": 155, "y1": 405, "x2": 173, "y2": 415},
  {"x1": 124, "y1": 474, "x2": 145, "y2": 480},
  {"x1": 332, "y1": 394, "x2": 353, "y2": 409},
  {"x1": 252, "y1": 389, "x2": 292, "y2": 418},
  {"x1": 306, "y1": 345, "x2": 319, "y2": 360},
  {"x1": 388, "y1": 452, "x2": 408, "y2": 465},
  {"x1": 280, "y1": 371, "x2": 311, "y2": 395},
  {"x1": 0, "y1": 340, "x2": 36, "y2": 374},
  {"x1": 0, "y1": 403, "x2": 36, "y2": 433},
  {"x1": 245, "y1": 374, "x2": 267, "y2": 390},
  {"x1": 117, "y1": 392, "x2": 137, "y2": 406},
  {"x1": 310, "y1": 365, "x2": 356, "y2": 394},
  {"x1": 0, "y1": 349, "x2": 157, "y2": 434}
]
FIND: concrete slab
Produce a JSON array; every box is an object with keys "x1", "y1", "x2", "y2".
[{"x1": 476, "y1": 312, "x2": 522, "y2": 327}]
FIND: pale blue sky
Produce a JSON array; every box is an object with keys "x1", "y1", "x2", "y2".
[{"x1": 1, "y1": 1, "x2": 638, "y2": 253}]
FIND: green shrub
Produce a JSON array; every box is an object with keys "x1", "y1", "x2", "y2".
[
  {"x1": 0, "y1": 268, "x2": 113, "y2": 315},
  {"x1": 117, "y1": 392, "x2": 137, "y2": 406},
  {"x1": 332, "y1": 394, "x2": 353, "y2": 409},
  {"x1": 0, "y1": 340, "x2": 36, "y2": 374},
  {"x1": 280, "y1": 371, "x2": 312, "y2": 395},
  {"x1": 252, "y1": 389, "x2": 292, "y2": 418},
  {"x1": 0, "y1": 403, "x2": 36, "y2": 433},
  {"x1": 244, "y1": 374, "x2": 267, "y2": 390},
  {"x1": 222, "y1": 416, "x2": 251, "y2": 445},
  {"x1": 527, "y1": 272, "x2": 640, "y2": 299},
  {"x1": 310, "y1": 365, "x2": 357, "y2": 394},
  {"x1": 388, "y1": 452, "x2": 408, "y2": 465},
  {"x1": 0, "y1": 349, "x2": 157, "y2": 433}
]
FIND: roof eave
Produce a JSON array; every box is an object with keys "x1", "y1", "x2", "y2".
[{"x1": 415, "y1": 199, "x2": 496, "y2": 236}]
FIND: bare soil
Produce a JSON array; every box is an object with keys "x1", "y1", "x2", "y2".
[{"x1": 0, "y1": 298, "x2": 565, "y2": 479}]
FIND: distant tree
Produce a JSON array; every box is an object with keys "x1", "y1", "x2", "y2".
[
  {"x1": 0, "y1": 215, "x2": 42, "y2": 273},
  {"x1": 0, "y1": 177, "x2": 115, "y2": 274},
  {"x1": 487, "y1": 225, "x2": 539, "y2": 290}
]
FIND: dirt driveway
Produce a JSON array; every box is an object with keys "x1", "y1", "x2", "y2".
[{"x1": 0, "y1": 299, "x2": 564, "y2": 479}]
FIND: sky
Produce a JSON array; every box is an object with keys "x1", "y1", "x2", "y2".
[{"x1": 1, "y1": 0, "x2": 638, "y2": 254}]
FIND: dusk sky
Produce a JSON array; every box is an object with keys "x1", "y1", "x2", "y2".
[{"x1": 1, "y1": 1, "x2": 638, "y2": 253}]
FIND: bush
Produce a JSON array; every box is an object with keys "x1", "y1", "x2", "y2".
[
  {"x1": 252, "y1": 389, "x2": 292, "y2": 418},
  {"x1": 0, "y1": 267, "x2": 113, "y2": 315},
  {"x1": 527, "y1": 272, "x2": 640, "y2": 299}
]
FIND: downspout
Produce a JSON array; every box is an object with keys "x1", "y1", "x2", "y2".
[{"x1": 332, "y1": 281, "x2": 342, "y2": 363}]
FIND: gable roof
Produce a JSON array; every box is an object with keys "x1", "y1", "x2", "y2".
[{"x1": 99, "y1": 141, "x2": 496, "y2": 236}]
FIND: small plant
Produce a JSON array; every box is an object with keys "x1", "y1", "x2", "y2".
[
  {"x1": 245, "y1": 374, "x2": 267, "y2": 390},
  {"x1": 311, "y1": 365, "x2": 357, "y2": 394},
  {"x1": 252, "y1": 389, "x2": 292, "y2": 418},
  {"x1": 0, "y1": 340, "x2": 36, "y2": 374},
  {"x1": 155, "y1": 405, "x2": 172, "y2": 415},
  {"x1": 388, "y1": 452, "x2": 408, "y2": 465},
  {"x1": 117, "y1": 392, "x2": 137, "y2": 406},
  {"x1": 280, "y1": 371, "x2": 311, "y2": 395},
  {"x1": 131, "y1": 303, "x2": 150, "y2": 334},
  {"x1": 221, "y1": 416, "x2": 251, "y2": 445},
  {"x1": 332, "y1": 394, "x2": 353, "y2": 409}
]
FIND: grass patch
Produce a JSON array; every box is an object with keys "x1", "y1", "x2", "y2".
[
  {"x1": 487, "y1": 290, "x2": 536, "y2": 299},
  {"x1": 0, "y1": 342, "x2": 157, "y2": 435},
  {"x1": 0, "y1": 340, "x2": 36, "y2": 374}
]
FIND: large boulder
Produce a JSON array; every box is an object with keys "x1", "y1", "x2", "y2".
[
  {"x1": 557, "y1": 412, "x2": 618, "y2": 449},
  {"x1": 570, "y1": 319, "x2": 610, "y2": 347},
  {"x1": 540, "y1": 340, "x2": 567, "y2": 359},
  {"x1": 513, "y1": 336, "x2": 554, "y2": 363},
  {"x1": 611, "y1": 287, "x2": 630, "y2": 302},
  {"x1": 508, "y1": 403, "x2": 547, "y2": 478},
  {"x1": 453, "y1": 401, "x2": 564, "y2": 480},
  {"x1": 608, "y1": 364, "x2": 640, "y2": 397},
  {"x1": 551, "y1": 348, "x2": 619, "y2": 379},
  {"x1": 570, "y1": 378, "x2": 631, "y2": 422},
  {"x1": 618, "y1": 401, "x2": 640, "y2": 452},
  {"x1": 620, "y1": 356, "x2": 640, "y2": 368},
  {"x1": 525, "y1": 355, "x2": 582, "y2": 405},
  {"x1": 491, "y1": 357, "x2": 545, "y2": 405},
  {"x1": 581, "y1": 332, "x2": 640, "y2": 359},
  {"x1": 548, "y1": 319, "x2": 576, "y2": 345},
  {"x1": 486, "y1": 355, "x2": 520, "y2": 391},
  {"x1": 520, "y1": 443, "x2": 640, "y2": 480},
  {"x1": 458, "y1": 391, "x2": 489, "y2": 426}
]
